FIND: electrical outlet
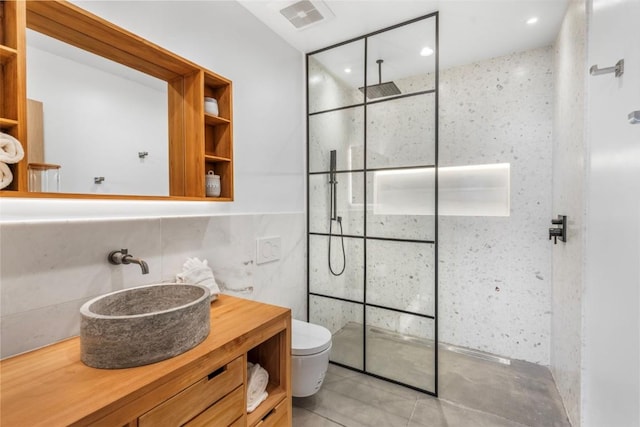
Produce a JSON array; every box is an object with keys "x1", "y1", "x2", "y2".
[{"x1": 256, "y1": 236, "x2": 281, "y2": 265}]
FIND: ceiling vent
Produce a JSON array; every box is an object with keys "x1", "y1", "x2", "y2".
[{"x1": 279, "y1": 0, "x2": 333, "y2": 30}]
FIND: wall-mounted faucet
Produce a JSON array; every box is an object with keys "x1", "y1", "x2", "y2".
[
  {"x1": 108, "y1": 248, "x2": 149, "y2": 274},
  {"x1": 549, "y1": 215, "x2": 567, "y2": 244}
]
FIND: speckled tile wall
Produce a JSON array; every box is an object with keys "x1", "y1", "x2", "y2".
[
  {"x1": 438, "y1": 46, "x2": 554, "y2": 364},
  {"x1": 309, "y1": 45, "x2": 554, "y2": 365},
  {"x1": 551, "y1": 1, "x2": 586, "y2": 425}
]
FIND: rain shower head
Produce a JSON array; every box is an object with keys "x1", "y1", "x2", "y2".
[
  {"x1": 359, "y1": 59, "x2": 401, "y2": 100},
  {"x1": 360, "y1": 82, "x2": 402, "y2": 99}
]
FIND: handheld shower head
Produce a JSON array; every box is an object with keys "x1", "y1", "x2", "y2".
[
  {"x1": 329, "y1": 150, "x2": 337, "y2": 221},
  {"x1": 327, "y1": 149, "x2": 345, "y2": 276},
  {"x1": 330, "y1": 150, "x2": 336, "y2": 182}
]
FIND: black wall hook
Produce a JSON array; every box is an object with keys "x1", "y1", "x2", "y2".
[{"x1": 549, "y1": 215, "x2": 567, "y2": 244}]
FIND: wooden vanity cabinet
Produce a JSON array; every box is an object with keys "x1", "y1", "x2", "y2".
[
  {"x1": 0, "y1": 296, "x2": 292, "y2": 427},
  {"x1": 138, "y1": 357, "x2": 245, "y2": 426}
]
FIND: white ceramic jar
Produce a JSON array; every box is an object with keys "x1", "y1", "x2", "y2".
[
  {"x1": 205, "y1": 170, "x2": 221, "y2": 197},
  {"x1": 204, "y1": 97, "x2": 219, "y2": 116}
]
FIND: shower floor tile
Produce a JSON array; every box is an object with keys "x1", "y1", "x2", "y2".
[{"x1": 293, "y1": 324, "x2": 571, "y2": 427}]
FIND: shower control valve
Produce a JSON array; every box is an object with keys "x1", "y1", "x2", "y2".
[{"x1": 548, "y1": 215, "x2": 567, "y2": 244}]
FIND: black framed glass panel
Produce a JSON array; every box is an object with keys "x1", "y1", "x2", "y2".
[
  {"x1": 308, "y1": 39, "x2": 365, "y2": 114},
  {"x1": 307, "y1": 12, "x2": 439, "y2": 396}
]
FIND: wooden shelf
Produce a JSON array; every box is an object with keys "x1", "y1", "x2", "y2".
[
  {"x1": 245, "y1": 319, "x2": 290, "y2": 426},
  {"x1": 202, "y1": 69, "x2": 233, "y2": 200},
  {"x1": 0, "y1": 44, "x2": 17, "y2": 64},
  {"x1": 204, "y1": 113, "x2": 230, "y2": 126},
  {"x1": 203, "y1": 70, "x2": 230, "y2": 88},
  {"x1": 0, "y1": 0, "x2": 27, "y2": 193},
  {"x1": 247, "y1": 386, "x2": 286, "y2": 427},
  {"x1": 205, "y1": 154, "x2": 231, "y2": 162},
  {"x1": 0, "y1": 117, "x2": 18, "y2": 128}
]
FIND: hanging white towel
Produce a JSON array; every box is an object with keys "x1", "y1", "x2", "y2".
[
  {"x1": 246, "y1": 362, "x2": 269, "y2": 413},
  {"x1": 0, "y1": 162, "x2": 13, "y2": 190},
  {"x1": 0, "y1": 132, "x2": 24, "y2": 164},
  {"x1": 175, "y1": 257, "x2": 220, "y2": 301}
]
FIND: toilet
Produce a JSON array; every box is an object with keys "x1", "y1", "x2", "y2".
[{"x1": 291, "y1": 319, "x2": 332, "y2": 397}]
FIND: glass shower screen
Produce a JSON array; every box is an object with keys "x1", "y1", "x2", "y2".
[{"x1": 306, "y1": 13, "x2": 439, "y2": 395}]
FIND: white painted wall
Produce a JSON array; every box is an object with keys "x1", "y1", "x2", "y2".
[
  {"x1": 1, "y1": 0, "x2": 304, "y2": 219},
  {"x1": 583, "y1": 0, "x2": 640, "y2": 425},
  {"x1": 551, "y1": 1, "x2": 587, "y2": 425}
]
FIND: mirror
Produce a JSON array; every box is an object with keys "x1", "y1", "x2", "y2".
[
  {"x1": 5, "y1": 0, "x2": 229, "y2": 201},
  {"x1": 26, "y1": 30, "x2": 170, "y2": 196}
]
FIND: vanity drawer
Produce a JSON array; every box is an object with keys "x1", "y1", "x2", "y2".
[
  {"x1": 139, "y1": 356, "x2": 243, "y2": 426},
  {"x1": 185, "y1": 385, "x2": 244, "y2": 426},
  {"x1": 254, "y1": 398, "x2": 289, "y2": 427}
]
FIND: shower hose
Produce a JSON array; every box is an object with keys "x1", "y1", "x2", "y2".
[{"x1": 328, "y1": 179, "x2": 346, "y2": 276}]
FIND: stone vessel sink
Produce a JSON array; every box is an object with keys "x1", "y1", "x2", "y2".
[{"x1": 80, "y1": 284, "x2": 210, "y2": 369}]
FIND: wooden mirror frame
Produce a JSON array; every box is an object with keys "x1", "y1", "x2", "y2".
[{"x1": 0, "y1": 0, "x2": 234, "y2": 201}]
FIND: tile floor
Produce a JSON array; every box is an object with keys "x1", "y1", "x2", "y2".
[{"x1": 293, "y1": 329, "x2": 571, "y2": 427}]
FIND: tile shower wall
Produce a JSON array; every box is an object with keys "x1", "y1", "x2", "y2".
[
  {"x1": 0, "y1": 213, "x2": 305, "y2": 358},
  {"x1": 439, "y1": 47, "x2": 553, "y2": 364},
  {"x1": 551, "y1": 1, "x2": 586, "y2": 425},
  {"x1": 308, "y1": 52, "x2": 437, "y2": 346},
  {"x1": 309, "y1": 46, "x2": 553, "y2": 364}
]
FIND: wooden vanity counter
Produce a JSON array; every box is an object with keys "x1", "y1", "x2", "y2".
[{"x1": 0, "y1": 295, "x2": 292, "y2": 427}]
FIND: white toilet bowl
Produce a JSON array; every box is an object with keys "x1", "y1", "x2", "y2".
[{"x1": 291, "y1": 319, "x2": 332, "y2": 397}]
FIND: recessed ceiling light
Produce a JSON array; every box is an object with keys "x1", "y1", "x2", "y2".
[
  {"x1": 526, "y1": 17, "x2": 539, "y2": 25},
  {"x1": 344, "y1": 68, "x2": 352, "y2": 73},
  {"x1": 420, "y1": 46, "x2": 434, "y2": 57}
]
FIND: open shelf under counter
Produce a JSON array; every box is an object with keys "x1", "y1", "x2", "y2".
[{"x1": 246, "y1": 384, "x2": 286, "y2": 427}]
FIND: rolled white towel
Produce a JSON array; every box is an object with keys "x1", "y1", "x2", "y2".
[
  {"x1": 247, "y1": 391, "x2": 268, "y2": 414},
  {"x1": 0, "y1": 132, "x2": 24, "y2": 164},
  {"x1": 175, "y1": 257, "x2": 220, "y2": 301},
  {"x1": 0, "y1": 162, "x2": 13, "y2": 190},
  {"x1": 247, "y1": 362, "x2": 269, "y2": 413}
]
